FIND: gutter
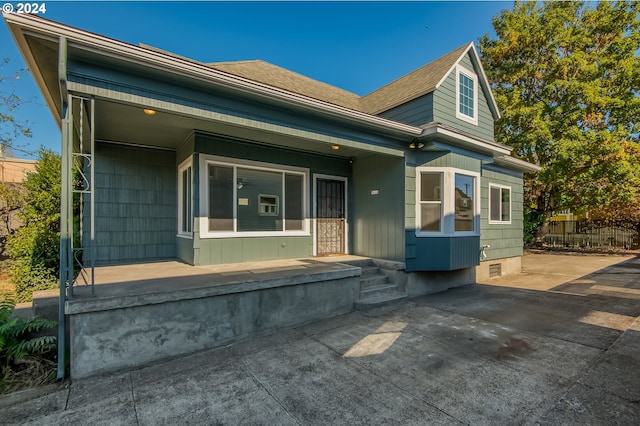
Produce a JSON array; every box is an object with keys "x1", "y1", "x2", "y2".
[{"x1": 3, "y1": 12, "x2": 422, "y2": 139}]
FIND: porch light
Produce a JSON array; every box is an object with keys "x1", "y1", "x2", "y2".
[
  {"x1": 409, "y1": 140, "x2": 425, "y2": 149},
  {"x1": 331, "y1": 145, "x2": 340, "y2": 150},
  {"x1": 143, "y1": 108, "x2": 157, "y2": 116}
]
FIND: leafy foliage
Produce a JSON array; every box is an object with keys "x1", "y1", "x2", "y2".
[
  {"x1": 6, "y1": 150, "x2": 60, "y2": 302},
  {"x1": 0, "y1": 295, "x2": 56, "y2": 392},
  {"x1": 0, "y1": 58, "x2": 32, "y2": 153},
  {"x1": 480, "y1": 1, "x2": 640, "y2": 237}
]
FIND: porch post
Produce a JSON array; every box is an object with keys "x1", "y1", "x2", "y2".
[{"x1": 57, "y1": 93, "x2": 72, "y2": 381}]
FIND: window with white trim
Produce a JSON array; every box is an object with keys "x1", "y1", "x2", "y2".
[
  {"x1": 456, "y1": 65, "x2": 478, "y2": 125},
  {"x1": 178, "y1": 159, "x2": 193, "y2": 236},
  {"x1": 489, "y1": 184, "x2": 511, "y2": 224},
  {"x1": 416, "y1": 167, "x2": 480, "y2": 236},
  {"x1": 205, "y1": 158, "x2": 307, "y2": 236}
]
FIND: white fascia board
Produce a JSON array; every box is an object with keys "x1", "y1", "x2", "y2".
[
  {"x1": 420, "y1": 124, "x2": 511, "y2": 156},
  {"x1": 434, "y1": 41, "x2": 501, "y2": 120},
  {"x1": 493, "y1": 155, "x2": 542, "y2": 173},
  {"x1": 3, "y1": 12, "x2": 422, "y2": 138}
]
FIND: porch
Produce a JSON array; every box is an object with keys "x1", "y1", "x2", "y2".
[{"x1": 65, "y1": 256, "x2": 371, "y2": 378}]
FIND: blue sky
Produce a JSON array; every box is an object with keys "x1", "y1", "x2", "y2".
[{"x1": 1, "y1": 1, "x2": 511, "y2": 158}]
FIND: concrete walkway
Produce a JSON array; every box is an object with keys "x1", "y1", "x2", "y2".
[{"x1": 2, "y1": 253, "x2": 639, "y2": 425}]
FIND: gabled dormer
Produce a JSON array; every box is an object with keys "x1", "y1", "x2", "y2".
[{"x1": 361, "y1": 42, "x2": 500, "y2": 143}]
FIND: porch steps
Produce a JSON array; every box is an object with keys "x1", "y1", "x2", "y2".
[{"x1": 344, "y1": 259, "x2": 407, "y2": 311}]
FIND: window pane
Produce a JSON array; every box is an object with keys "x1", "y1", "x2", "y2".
[
  {"x1": 490, "y1": 187, "x2": 501, "y2": 222},
  {"x1": 459, "y1": 73, "x2": 474, "y2": 118},
  {"x1": 420, "y1": 203, "x2": 441, "y2": 231},
  {"x1": 285, "y1": 174, "x2": 304, "y2": 231},
  {"x1": 209, "y1": 165, "x2": 234, "y2": 231},
  {"x1": 237, "y1": 168, "x2": 282, "y2": 231},
  {"x1": 501, "y1": 188, "x2": 511, "y2": 222},
  {"x1": 420, "y1": 173, "x2": 441, "y2": 201},
  {"x1": 455, "y1": 174, "x2": 474, "y2": 232}
]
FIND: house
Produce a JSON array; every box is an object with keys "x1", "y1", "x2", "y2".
[
  {"x1": 0, "y1": 155, "x2": 37, "y2": 237},
  {"x1": 4, "y1": 13, "x2": 539, "y2": 378}
]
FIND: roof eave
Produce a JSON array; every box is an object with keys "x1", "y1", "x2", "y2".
[
  {"x1": 3, "y1": 12, "x2": 422, "y2": 139},
  {"x1": 493, "y1": 155, "x2": 541, "y2": 173},
  {"x1": 418, "y1": 122, "x2": 512, "y2": 157}
]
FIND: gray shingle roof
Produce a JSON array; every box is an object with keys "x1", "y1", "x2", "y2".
[{"x1": 141, "y1": 42, "x2": 473, "y2": 116}]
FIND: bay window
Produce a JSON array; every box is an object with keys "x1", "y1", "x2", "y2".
[{"x1": 416, "y1": 167, "x2": 479, "y2": 236}]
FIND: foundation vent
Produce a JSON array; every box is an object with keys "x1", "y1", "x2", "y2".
[{"x1": 489, "y1": 263, "x2": 502, "y2": 278}]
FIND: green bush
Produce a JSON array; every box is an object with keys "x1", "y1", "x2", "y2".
[
  {"x1": 0, "y1": 295, "x2": 57, "y2": 392},
  {"x1": 5, "y1": 149, "x2": 60, "y2": 302}
]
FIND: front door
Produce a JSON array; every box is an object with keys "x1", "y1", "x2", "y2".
[{"x1": 316, "y1": 178, "x2": 346, "y2": 255}]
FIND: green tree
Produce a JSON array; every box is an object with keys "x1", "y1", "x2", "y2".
[
  {"x1": 0, "y1": 58, "x2": 31, "y2": 153},
  {"x1": 6, "y1": 149, "x2": 60, "y2": 302},
  {"x1": 480, "y1": 1, "x2": 640, "y2": 239}
]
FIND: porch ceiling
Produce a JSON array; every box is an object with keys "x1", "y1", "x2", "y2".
[{"x1": 94, "y1": 99, "x2": 399, "y2": 159}]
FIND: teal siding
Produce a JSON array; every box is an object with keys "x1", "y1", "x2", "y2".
[
  {"x1": 193, "y1": 134, "x2": 351, "y2": 265},
  {"x1": 480, "y1": 166, "x2": 525, "y2": 260},
  {"x1": 405, "y1": 235, "x2": 480, "y2": 272},
  {"x1": 432, "y1": 52, "x2": 495, "y2": 141},
  {"x1": 379, "y1": 94, "x2": 434, "y2": 126},
  {"x1": 414, "y1": 151, "x2": 482, "y2": 172},
  {"x1": 177, "y1": 135, "x2": 194, "y2": 165},
  {"x1": 93, "y1": 143, "x2": 176, "y2": 264},
  {"x1": 352, "y1": 155, "x2": 405, "y2": 261},
  {"x1": 177, "y1": 237, "x2": 194, "y2": 264}
]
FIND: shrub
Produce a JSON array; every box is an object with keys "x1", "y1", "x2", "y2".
[{"x1": 0, "y1": 295, "x2": 57, "y2": 393}]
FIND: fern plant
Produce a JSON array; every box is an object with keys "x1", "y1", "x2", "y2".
[{"x1": 0, "y1": 295, "x2": 57, "y2": 388}]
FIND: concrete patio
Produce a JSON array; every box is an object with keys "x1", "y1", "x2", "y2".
[{"x1": 2, "y1": 252, "x2": 639, "y2": 425}]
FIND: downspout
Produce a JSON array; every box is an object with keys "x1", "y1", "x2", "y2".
[{"x1": 57, "y1": 35, "x2": 68, "y2": 381}]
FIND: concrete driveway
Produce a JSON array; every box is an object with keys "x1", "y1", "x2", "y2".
[{"x1": 2, "y1": 253, "x2": 639, "y2": 425}]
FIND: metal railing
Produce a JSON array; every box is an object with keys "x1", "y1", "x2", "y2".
[{"x1": 544, "y1": 220, "x2": 639, "y2": 250}]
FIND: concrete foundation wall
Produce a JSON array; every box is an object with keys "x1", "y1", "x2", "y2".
[
  {"x1": 68, "y1": 275, "x2": 359, "y2": 378},
  {"x1": 476, "y1": 256, "x2": 522, "y2": 281},
  {"x1": 406, "y1": 268, "x2": 476, "y2": 298}
]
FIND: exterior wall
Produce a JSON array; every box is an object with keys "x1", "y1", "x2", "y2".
[
  {"x1": 352, "y1": 154, "x2": 405, "y2": 261},
  {"x1": 93, "y1": 143, "x2": 176, "y2": 264},
  {"x1": 379, "y1": 94, "x2": 434, "y2": 127},
  {"x1": 192, "y1": 134, "x2": 351, "y2": 265},
  {"x1": 405, "y1": 150, "x2": 483, "y2": 271},
  {"x1": 0, "y1": 158, "x2": 37, "y2": 183},
  {"x1": 432, "y1": 53, "x2": 495, "y2": 141},
  {"x1": 480, "y1": 166, "x2": 524, "y2": 261}
]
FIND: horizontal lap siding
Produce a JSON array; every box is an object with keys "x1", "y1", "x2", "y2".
[
  {"x1": 379, "y1": 94, "x2": 434, "y2": 126},
  {"x1": 480, "y1": 167, "x2": 524, "y2": 260},
  {"x1": 93, "y1": 143, "x2": 176, "y2": 264}
]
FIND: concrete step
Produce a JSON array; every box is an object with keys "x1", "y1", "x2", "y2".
[
  {"x1": 360, "y1": 274, "x2": 389, "y2": 288},
  {"x1": 360, "y1": 283, "x2": 400, "y2": 299},
  {"x1": 341, "y1": 259, "x2": 376, "y2": 268},
  {"x1": 360, "y1": 266, "x2": 382, "y2": 278},
  {"x1": 355, "y1": 292, "x2": 408, "y2": 311}
]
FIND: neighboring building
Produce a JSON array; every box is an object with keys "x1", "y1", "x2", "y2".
[
  {"x1": 0, "y1": 157, "x2": 37, "y2": 183},
  {"x1": 5, "y1": 13, "x2": 538, "y2": 281},
  {"x1": 0, "y1": 157, "x2": 37, "y2": 238}
]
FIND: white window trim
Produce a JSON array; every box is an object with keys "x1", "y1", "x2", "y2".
[
  {"x1": 198, "y1": 154, "x2": 310, "y2": 238},
  {"x1": 455, "y1": 65, "x2": 479, "y2": 126},
  {"x1": 177, "y1": 157, "x2": 193, "y2": 238},
  {"x1": 415, "y1": 167, "x2": 480, "y2": 237},
  {"x1": 488, "y1": 183, "x2": 512, "y2": 225}
]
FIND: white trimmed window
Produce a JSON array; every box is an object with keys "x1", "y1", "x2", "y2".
[
  {"x1": 416, "y1": 167, "x2": 480, "y2": 236},
  {"x1": 456, "y1": 65, "x2": 478, "y2": 125},
  {"x1": 489, "y1": 184, "x2": 511, "y2": 224},
  {"x1": 201, "y1": 155, "x2": 308, "y2": 238},
  {"x1": 177, "y1": 158, "x2": 193, "y2": 237}
]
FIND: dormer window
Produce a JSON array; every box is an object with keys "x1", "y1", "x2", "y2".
[{"x1": 456, "y1": 65, "x2": 478, "y2": 125}]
